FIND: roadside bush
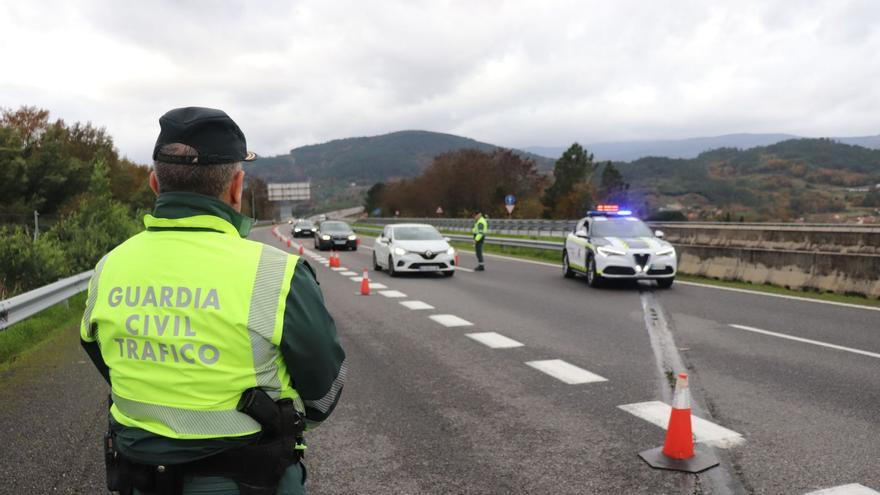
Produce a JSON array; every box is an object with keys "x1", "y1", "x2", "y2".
[{"x1": 0, "y1": 225, "x2": 68, "y2": 296}]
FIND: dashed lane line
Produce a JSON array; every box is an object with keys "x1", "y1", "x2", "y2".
[
  {"x1": 347, "y1": 278, "x2": 388, "y2": 290},
  {"x1": 378, "y1": 290, "x2": 407, "y2": 298},
  {"x1": 729, "y1": 324, "x2": 880, "y2": 360},
  {"x1": 340, "y1": 271, "x2": 358, "y2": 276},
  {"x1": 399, "y1": 300, "x2": 434, "y2": 310},
  {"x1": 525, "y1": 359, "x2": 608, "y2": 385},
  {"x1": 455, "y1": 266, "x2": 474, "y2": 273},
  {"x1": 331, "y1": 267, "x2": 347, "y2": 271},
  {"x1": 618, "y1": 401, "x2": 745, "y2": 448},
  {"x1": 428, "y1": 314, "x2": 473, "y2": 327},
  {"x1": 466, "y1": 332, "x2": 523, "y2": 349},
  {"x1": 804, "y1": 484, "x2": 880, "y2": 495}
]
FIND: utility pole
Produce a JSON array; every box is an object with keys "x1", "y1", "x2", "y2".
[
  {"x1": 251, "y1": 187, "x2": 256, "y2": 220},
  {"x1": 33, "y1": 210, "x2": 39, "y2": 241}
]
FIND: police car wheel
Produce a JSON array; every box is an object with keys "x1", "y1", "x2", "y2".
[
  {"x1": 562, "y1": 251, "x2": 575, "y2": 278},
  {"x1": 373, "y1": 252, "x2": 382, "y2": 271},
  {"x1": 388, "y1": 256, "x2": 399, "y2": 277},
  {"x1": 586, "y1": 255, "x2": 603, "y2": 287},
  {"x1": 657, "y1": 277, "x2": 674, "y2": 289}
]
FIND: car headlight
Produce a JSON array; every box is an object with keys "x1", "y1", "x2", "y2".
[
  {"x1": 656, "y1": 247, "x2": 675, "y2": 257},
  {"x1": 348, "y1": 234, "x2": 357, "y2": 240},
  {"x1": 597, "y1": 246, "x2": 626, "y2": 257},
  {"x1": 446, "y1": 247, "x2": 455, "y2": 256},
  {"x1": 294, "y1": 228, "x2": 301, "y2": 232},
  {"x1": 393, "y1": 247, "x2": 407, "y2": 256},
  {"x1": 321, "y1": 235, "x2": 331, "y2": 240}
]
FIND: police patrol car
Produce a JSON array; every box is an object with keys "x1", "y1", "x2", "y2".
[{"x1": 562, "y1": 205, "x2": 676, "y2": 288}]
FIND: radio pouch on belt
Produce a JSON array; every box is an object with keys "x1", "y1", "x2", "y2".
[{"x1": 103, "y1": 389, "x2": 306, "y2": 495}]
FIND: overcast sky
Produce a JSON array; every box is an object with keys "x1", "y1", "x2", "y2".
[{"x1": 2, "y1": 0, "x2": 878, "y2": 163}]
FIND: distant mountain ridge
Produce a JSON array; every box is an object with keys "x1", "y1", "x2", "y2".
[
  {"x1": 250, "y1": 130, "x2": 553, "y2": 185},
  {"x1": 526, "y1": 133, "x2": 880, "y2": 162}
]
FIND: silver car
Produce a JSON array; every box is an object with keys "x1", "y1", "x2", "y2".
[{"x1": 373, "y1": 224, "x2": 456, "y2": 277}]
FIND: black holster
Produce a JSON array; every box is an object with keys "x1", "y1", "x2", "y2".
[{"x1": 104, "y1": 389, "x2": 306, "y2": 495}]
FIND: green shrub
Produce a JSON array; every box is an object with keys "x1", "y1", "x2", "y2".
[{"x1": 0, "y1": 225, "x2": 68, "y2": 296}]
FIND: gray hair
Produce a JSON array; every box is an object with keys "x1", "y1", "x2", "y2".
[{"x1": 153, "y1": 143, "x2": 241, "y2": 197}]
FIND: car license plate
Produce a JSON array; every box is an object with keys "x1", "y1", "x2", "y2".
[
  {"x1": 334, "y1": 240, "x2": 346, "y2": 245},
  {"x1": 419, "y1": 266, "x2": 440, "y2": 272},
  {"x1": 651, "y1": 263, "x2": 666, "y2": 270}
]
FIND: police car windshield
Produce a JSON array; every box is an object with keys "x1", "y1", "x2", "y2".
[
  {"x1": 592, "y1": 218, "x2": 653, "y2": 238},
  {"x1": 394, "y1": 226, "x2": 443, "y2": 241},
  {"x1": 321, "y1": 222, "x2": 350, "y2": 232}
]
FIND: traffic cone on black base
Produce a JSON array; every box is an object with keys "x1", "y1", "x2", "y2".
[
  {"x1": 638, "y1": 373, "x2": 719, "y2": 473},
  {"x1": 298, "y1": 245, "x2": 305, "y2": 255},
  {"x1": 360, "y1": 268, "x2": 371, "y2": 296}
]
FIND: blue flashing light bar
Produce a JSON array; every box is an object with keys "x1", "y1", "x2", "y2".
[{"x1": 588, "y1": 205, "x2": 633, "y2": 217}]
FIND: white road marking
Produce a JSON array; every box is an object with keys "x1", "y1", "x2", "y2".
[
  {"x1": 340, "y1": 271, "x2": 358, "y2": 276},
  {"x1": 805, "y1": 484, "x2": 880, "y2": 495},
  {"x1": 466, "y1": 332, "x2": 523, "y2": 348},
  {"x1": 331, "y1": 267, "x2": 346, "y2": 271},
  {"x1": 526, "y1": 359, "x2": 607, "y2": 385},
  {"x1": 729, "y1": 324, "x2": 880, "y2": 360},
  {"x1": 348, "y1": 277, "x2": 388, "y2": 289},
  {"x1": 455, "y1": 266, "x2": 474, "y2": 273},
  {"x1": 680, "y1": 281, "x2": 880, "y2": 313},
  {"x1": 399, "y1": 300, "x2": 434, "y2": 310},
  {"x1": 428, "y1": 314, "x2": 473, "y2": 327},
  {"x1": 379, "y1": 290, "x2": 407, "y2": 298},
  {"x1": 618, "y1": 401, "x2": 745, "y2": 448}
]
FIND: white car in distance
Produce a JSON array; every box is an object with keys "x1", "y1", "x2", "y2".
[{"x1": 373, "y1": 224, "x2": 456, "y2": 277}]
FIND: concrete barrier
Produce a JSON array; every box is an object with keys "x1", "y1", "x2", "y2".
[{"x1": 656, "y1": 224, "x2": 880, "y2": 298}]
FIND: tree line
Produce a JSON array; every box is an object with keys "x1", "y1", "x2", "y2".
[
  {"x1": 0, "y1": 106, "x2": 281, "y2": 298},
  {"x1": 364, "y1": 144, "x2": 630, "y2": 219}
]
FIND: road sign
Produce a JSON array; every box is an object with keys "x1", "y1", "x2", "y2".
[
  {"x1": 504, "y1": 194, "x2": 516, "y2": 206},
  {"x1": 267, "y1": 182, "x2": 310, "y2": 201},
  {"x1": 436, "y1": 206, "x2": 444, "y2": 215},
  {"x1": 505, "y1": 204, "x2": 515, "y2": 214}
]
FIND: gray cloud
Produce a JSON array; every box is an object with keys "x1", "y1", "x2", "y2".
[{"x1": 1, "y1": 0, "x2": 878, "y2": 163}]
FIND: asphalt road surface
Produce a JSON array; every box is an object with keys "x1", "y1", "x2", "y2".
[{"x1": 1, "y1": 225, "x2": 877, "y2": 494}]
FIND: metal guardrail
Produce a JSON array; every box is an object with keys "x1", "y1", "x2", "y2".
[
  {"x1": 0, "y1": 271, "x2": 93, "y2": 332},
  {"x1": 353, "y1": 226, "x2": 563, "y2": 251}
]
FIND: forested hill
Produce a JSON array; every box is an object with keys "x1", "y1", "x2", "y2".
[
  {"x1": 616, "y1": 138, "x2": 880, "y2": 220},
  {"x1": 248, "y1": 130, "x2": 553, "y2": 184}
]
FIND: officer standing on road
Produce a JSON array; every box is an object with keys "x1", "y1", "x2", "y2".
[
  {"x1": 80, "y1": 107, "x2": 346, "y2": 495},
  {"x1": 472, "y1": 210, "x2": 488, "y2": 271}
]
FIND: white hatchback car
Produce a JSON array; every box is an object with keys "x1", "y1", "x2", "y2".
[{"x1": 373, "y1": 224, "x2": 456, "y2": 277}]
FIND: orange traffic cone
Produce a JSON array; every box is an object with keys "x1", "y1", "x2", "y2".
[
  {"x1": 330, "y1": 251, "x2": 339, "y2": 268},
  {"x1": 287, "y1": 239, "x2": 292, "y2": 248},
  {"x1": 638, "y1": 373, "x2": 719, "y2": 473},
  {"x1": 298, "y1": 245, "x2": 305, "y2": 255},
  {"x1": 454, "y1": 253, "x2": 460, "y2": 267},
  {"x1": 360, "y1": 268, "x2": 371, "y2": 296}
]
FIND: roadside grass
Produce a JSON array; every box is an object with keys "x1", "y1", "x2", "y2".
[
  {"x1": 354, "y1": 226, "x2": 880, "y2": 308},
  {"x1": 0, "y1": 293, "x2": 86, "y2": 370}
]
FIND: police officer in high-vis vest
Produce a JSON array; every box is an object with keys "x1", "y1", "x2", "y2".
[
  {"x1": 80, "y1": 107, "x2": 346, "y2": 495},
  {"x1": 472, "y1": 210, "x2": 488, "y2": 271}
]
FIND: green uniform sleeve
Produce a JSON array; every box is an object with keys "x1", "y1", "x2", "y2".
[{"x1": 279, "y1": 258, "x2": 346, "y2": 426}]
